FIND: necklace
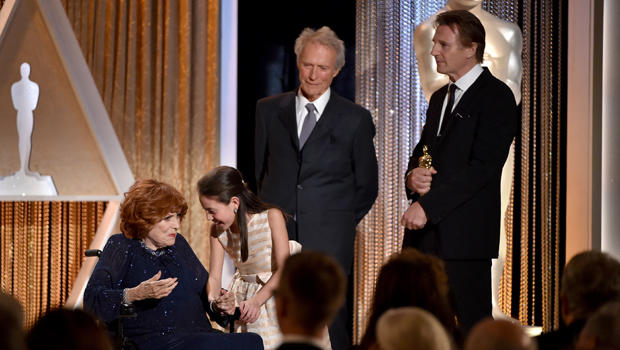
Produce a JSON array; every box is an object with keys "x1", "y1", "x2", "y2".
[{"x1": 139, "y1": 240, "x2": 166, "y2": 257}]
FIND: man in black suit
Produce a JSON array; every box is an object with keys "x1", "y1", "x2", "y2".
[
  {"x1": 275, "y1": 251, "x2": 346, "y2": 350},
  {"x1": 255, "y1": 26, "x2": 378, "y2": 349},
  {"x1": 401, "y1": 10, "x2": 518, "y2": 333},
  {"x1": 536, "y1": 251, "x2": 620, "y2": 350}
]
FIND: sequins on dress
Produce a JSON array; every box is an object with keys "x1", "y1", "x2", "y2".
[{"x1": 84, "y1": 233, "x2": 263, "y2": 350}]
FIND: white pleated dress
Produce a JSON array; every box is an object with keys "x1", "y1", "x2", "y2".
[{"x1": 218, "y1": 211, "x2": 282, "y2": 349}]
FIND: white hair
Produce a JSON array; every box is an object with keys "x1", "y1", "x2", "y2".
[{"x1": 294, "y1": 26, "x2": 345, "y2": 70}]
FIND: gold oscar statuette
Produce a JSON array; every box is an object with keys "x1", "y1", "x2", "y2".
[{"x1": 418, "y1": 145, "x2": 432, "y2": 169}]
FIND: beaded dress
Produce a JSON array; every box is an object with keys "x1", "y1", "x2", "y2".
[{"x1": 84, "y1": 233, "x2": 263, "y2": 350}]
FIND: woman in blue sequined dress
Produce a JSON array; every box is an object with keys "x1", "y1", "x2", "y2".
[{"x1": 84, "y1": 179, "x2": 263, "y2": 350}]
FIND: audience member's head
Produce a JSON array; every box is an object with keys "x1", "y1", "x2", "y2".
[
  {"x1": 359, "y1": 248, "x2": 458, "y2": 350},
  {"x1": 576, "y1": 301, "x2": 620, "y2": 350},
  {"x1": 465, "y1": 318, "x2": 536, "y2": 350},
  {"x1": 27, "y1": 308, "x2": 113, "y2": 350},
  {"x1": 276, "y1": 251, "x2": 346, "y2": 337},
  {"x1": 0, "y1": 292, "x2": 26, "y2": 350},
  {"x1": 560, "y1": 251, "x2": 620, "y2": 325},
  {"x1": 376, "y1": 307, "x2": 452, "y2": 350}
]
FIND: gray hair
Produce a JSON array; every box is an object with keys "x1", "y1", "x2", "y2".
[
  {"x1": 561, "y1": 251, "x2": 620, "y2": 321},
  {"x1": 294, "y1": 26, "x2": 345, "y2": 70}
]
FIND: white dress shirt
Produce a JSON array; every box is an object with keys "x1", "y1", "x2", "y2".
[
  {"x1": 436, "y1": 64, "x2": 484, "y2": 136},
  {"x1": 296, "y1": 88, "x2": 331, "y2": 137}
]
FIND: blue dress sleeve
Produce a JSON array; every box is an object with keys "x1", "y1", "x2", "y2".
[
  {"x1": 174, "y1": 235, "x2": 230, "y2": 326},
  {"x1": 83, "y1": 234, "x2": 132, "y2": 322},
  {"x1": 174, "y1": 235, "x2": 210, "y2": 312}
]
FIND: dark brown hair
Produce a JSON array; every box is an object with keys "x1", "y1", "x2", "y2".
[
  {"x1": 277, "y1": 251, "x2": 346, "y2": 332},
  {"x1": 197, "y1": 166, "x2": 278, "y2": 262},
  {"x1": 561, "y1": 251, "x2": 620, "y2": 321},
  {"x1": 27, "y1": 308, "x2": 113, "y2": 350},
  {"x1": 120, "y1": 179, "x2": 188, "y2": 239},
  {"x1": 436, "y1": 10, "x2": 486, "y2": 63},
  {"x1": 359, "y1": 248, "x2": 459, "y2": 350},
  {"x1": 0, "y1": 292, "x2": 25, "y2": 350}
]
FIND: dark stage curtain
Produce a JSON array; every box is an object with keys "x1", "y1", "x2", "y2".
[{"x1": 511, "y1": 0, "x2": 567, "y2": 332}]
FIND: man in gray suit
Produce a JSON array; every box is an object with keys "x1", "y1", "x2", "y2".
[{"x1": 254, "y1": 26, "x2": 378, "y2": 350}]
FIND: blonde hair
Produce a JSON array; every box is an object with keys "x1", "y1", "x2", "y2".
[{"x1": 376, "y1": 307, "x2": 452, "y2": 350}]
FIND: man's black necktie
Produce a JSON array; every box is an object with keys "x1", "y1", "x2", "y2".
[{"x1": 439, "y1": 83, "x2": 457, "y2": 136}]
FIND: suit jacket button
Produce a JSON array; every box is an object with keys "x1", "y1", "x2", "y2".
[{"x1": 297, "y1": 184, "x2": 303, "y2": 190}]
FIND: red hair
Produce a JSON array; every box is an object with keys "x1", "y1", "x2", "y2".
[{"x1": 120, "y1": 179, "x2": 188, "y2": 239}]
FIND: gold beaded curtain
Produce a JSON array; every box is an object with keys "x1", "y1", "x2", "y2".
[
  {"x1": 354, "y1": 0, "x2": 565, "y2": 338},
  {"x1": 60, "y1": 0, "x2": 219, "y2": 264},
  {"x1": 514, "y1": 0, "x2": 565, "y2": 332},
  {"x1": 1, "y1": 202, "x2": 106, "y2": 327},
  {"x1": 0, "y1": 0, "x2": 219, "y2": 327}
]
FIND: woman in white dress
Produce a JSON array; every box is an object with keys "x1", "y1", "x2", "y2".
[{"x1": 198, "y1": 166, "x2": 290, "y2": 350}]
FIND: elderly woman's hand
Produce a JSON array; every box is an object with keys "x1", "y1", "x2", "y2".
[
  {"x1": 213, "y1": 289, "x2": 236, "y2": 315},
  {"x1": 125, "y1": 271, "x2": 178, "y2": 303}
]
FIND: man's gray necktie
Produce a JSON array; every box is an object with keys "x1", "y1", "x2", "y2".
[{"x1": 299, "y1": 103, "x2": 317, "y2": 149}]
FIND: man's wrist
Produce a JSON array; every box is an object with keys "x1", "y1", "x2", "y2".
[{"x1": 416, "y1": 201, "x2": 430, "y2": 221}]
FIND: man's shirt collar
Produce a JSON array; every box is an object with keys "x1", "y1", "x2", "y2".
[
  {"x1": 452, "y1": 63, "x2": 483, "y2": 93},
  {"x1": 296, "y1": 87, "x2": 331, "y2": 117}
]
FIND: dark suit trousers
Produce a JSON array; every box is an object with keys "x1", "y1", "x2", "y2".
[
  {"x1": 328, "y1": 269, "x2": 353, "y2": 350},
  {"x1": 288, "y1": 216, "x2": 351, "y2": 350},
  {"x1": 443, "y1": 259, "x2": 492, "y2": 334}
]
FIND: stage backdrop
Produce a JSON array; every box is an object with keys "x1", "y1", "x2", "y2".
[
  {"x1": 0, "y1": 0, "x2": 219, "y2": 326},
  {"x1": 354, "y1": 0, "x2": 565, "y2": 339},
  {"x1": 1, "y1": 202, "x2": 106, "y2": 327},
  {"x1": 60, "y1": 0, "x2": 219, "y2": 265},
  {"x1": 0, "y1": 0, "x2": 565, "y2": 335}
]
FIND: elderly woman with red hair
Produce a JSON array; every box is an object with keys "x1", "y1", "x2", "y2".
[{"x1": 84, "y1": 179, "x2": 263, "y2": 350}]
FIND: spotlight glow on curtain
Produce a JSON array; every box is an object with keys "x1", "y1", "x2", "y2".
[{"x1": 0, "y1": 202, "x2": 106, "y2": 327}]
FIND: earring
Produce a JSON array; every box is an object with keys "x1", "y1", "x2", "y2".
[{"x1": 234, "y1": 207, "x2": 238, "y2": 214}]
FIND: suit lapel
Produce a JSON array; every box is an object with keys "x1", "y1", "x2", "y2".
[
  {"x1": 428, "y1": 85, "x2": 448, "y2": 138},
  {"x1": 440, "y1": 68, "x2": 490, "y2": 139},
  {"x1": 277, "y1": 92, "x2": 299, "y2": 149},
  {"x1": 300, "y1": 93, "x2": 338, "y2": 151},
  {"x1": 426, "y1": 85, "x2": 448, "y2": 153}
]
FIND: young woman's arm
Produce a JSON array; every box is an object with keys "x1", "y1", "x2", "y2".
[
  {"x1": 239, "y1": 208, "x2": 290, "y2": 323},
  {"x1": 206, "y1": 230, "x2": 235, "y2": 313}
]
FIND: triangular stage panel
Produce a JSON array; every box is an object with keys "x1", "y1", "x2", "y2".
[
  {"x1": 0, "y1": 0, "x2": 133, "y2": 200},
  {"x1": 0, "y1": 0, "x2": 134, "y2": 307}
]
